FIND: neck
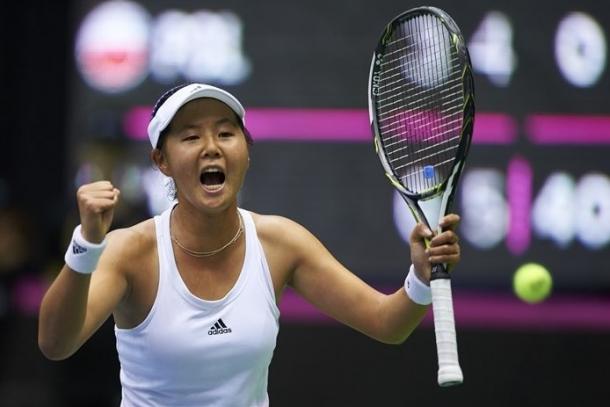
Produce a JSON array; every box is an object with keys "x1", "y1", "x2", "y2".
[{"x1": 171, "y1": 202, "x2": 242, "y2": 255}]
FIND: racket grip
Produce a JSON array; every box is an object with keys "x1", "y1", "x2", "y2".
[{"x1": 430, "y1": 278, "x2": 463, "y2": 387}]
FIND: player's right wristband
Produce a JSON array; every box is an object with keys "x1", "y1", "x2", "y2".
[
  {"x1": 64, "y1": 225, "x2": 107, "y2": 274},
  {"x1": 404, "y1": 265, "x2": 432, "y2": 305}
]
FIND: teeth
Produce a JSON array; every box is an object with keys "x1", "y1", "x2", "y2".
[{"x1": 204, "y1": 168, "x2": 222, "y2": 173}]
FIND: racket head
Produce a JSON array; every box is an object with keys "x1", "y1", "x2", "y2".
[{"x1": 369, "y1": 6, "x2": 475, "y2": 205}]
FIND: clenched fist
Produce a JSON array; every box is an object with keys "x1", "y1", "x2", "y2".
[
  {"x1": 77, "y1": 181, "x2": 120, "y2": 243},
  {"x1": 409, "y1": 214, "x2": 461, "y2": 284}
]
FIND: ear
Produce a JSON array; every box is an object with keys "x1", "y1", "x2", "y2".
[{"x1": 151, "y1": 148, "x2": 171, "y2": 177}]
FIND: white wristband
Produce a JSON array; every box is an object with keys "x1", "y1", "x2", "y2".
[
  {"x1": 64, "y1": 225, "x2": 107, "y2": 274},
  {"x1": 404, "y1": 265, "x2": 432, "y2": 305}
]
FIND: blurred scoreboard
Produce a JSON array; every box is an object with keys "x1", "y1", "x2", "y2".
[{"x1": 68, "y1": 0, "x2": 610, "y2": 293}]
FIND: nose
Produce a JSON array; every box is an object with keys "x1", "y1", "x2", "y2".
[{"x1": 201, "y1": 134, "x2": 221, "y2": 159}]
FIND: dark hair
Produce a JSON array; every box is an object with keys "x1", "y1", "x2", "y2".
[{"x1": 151, "y1": 83, "x2": 254, "y2": 150}]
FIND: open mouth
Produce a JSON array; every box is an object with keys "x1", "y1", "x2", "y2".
[{"x1": 200, "y1": 168, "x2": 226, "y2": 192}]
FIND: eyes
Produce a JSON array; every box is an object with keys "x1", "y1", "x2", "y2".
[
  {"x1": 181, "y1": 131, "x2": 235, "y2": 142},
  {"x1": 182, "y1": 135, "x2": 199, "y2": 142}
]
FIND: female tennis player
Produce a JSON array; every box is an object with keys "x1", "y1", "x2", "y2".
[{"x1": 38, "y1": 83, "x2": 461, "y2": 406}]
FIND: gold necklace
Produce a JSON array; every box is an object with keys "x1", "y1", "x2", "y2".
[{"x1": 172, "y1": 212, "x2": 244, "y2": 258}]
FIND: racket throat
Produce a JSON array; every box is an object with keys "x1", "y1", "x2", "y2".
[{"x1": 402, "y1": 194, "x2": 443, "y2": 231}]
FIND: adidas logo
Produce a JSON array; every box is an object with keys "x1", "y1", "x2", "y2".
[
  {"x1": 72, "y1": 241, "x2": 87, "y2": 254},
  {"x1": 208, "y1": 318, "x2": 232, "y2": 335}
]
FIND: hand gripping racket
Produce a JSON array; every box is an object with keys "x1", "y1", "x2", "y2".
[{"x1": 368, "y1": 6, "x2": 475, "y2": 387}]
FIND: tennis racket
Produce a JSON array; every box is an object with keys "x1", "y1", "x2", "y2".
[{"x1": 368, "y1": 6, "x2": 474, "y2": 387}]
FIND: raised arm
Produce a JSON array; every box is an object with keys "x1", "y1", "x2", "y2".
[
  {"x1": 38, "y1": 181, "x2": 127, "y2": 360},
  {"x1": 284, "y1": 215, "x2": 461, "y2": 344}
]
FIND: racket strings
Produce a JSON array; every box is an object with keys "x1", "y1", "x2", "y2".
[
  {"x1": 378, "y1": 80, "x2": 459, "y2": 117},
  {"x1": 387, "y1": 132, "x2": 461, "y2": 160},
  {"x1": 379, "y1": 47, "x2": 461, "y2": 81},
  {"x1": 375, "y1": 13, "x2": 464, "y2": 194},
  {"x1": 376, "y1": 78, "x2": 462, "y2": 106},
  {"x1": 379, "y1": 102, "x2": 462, "y2": 135},
  {"x1": 384, "y1": 116, "x2": 462, "y2": 150}
]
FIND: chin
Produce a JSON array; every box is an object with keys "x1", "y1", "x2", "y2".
[{"x1": 198, "y1": 190, "x2": 236, "y2": 212}]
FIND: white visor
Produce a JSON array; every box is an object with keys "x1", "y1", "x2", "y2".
[{"x1": 147, "y1": 83, "x2": 246, "y2": 148}]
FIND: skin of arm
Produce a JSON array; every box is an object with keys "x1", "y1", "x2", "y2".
[
  {"x1": 38, "y1": 229, "x2": 134, "y2": 360},
  {"x1": 40, "y1": 172, "x2": 459, "y2": 358},
  {"x1": 261, "y1": 214, "x2": 461, "y2": 344},
  {"x1": 38, "y1": 181, "x2": 132, "y2": 360}
]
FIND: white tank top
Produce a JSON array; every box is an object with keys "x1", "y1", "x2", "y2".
[{"x1": 115, "y1": 206, "x2": 280, "y2": 406}]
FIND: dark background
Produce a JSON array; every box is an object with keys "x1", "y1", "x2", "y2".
[
  {"x1": 67, "y1": 0, "x2": 610, "y2": 291},
  {"x1": 0, "y1": 1, "x2": 609, "y2": 406}
]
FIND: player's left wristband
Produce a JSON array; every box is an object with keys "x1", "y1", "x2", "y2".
[
  {"x1": 404, "y1": 265, "x2": 432, "y2": 305},
  {"x1": 64, "y1": 225, "x2": 107, "y2": 274}
]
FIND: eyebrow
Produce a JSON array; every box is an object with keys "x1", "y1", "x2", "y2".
[
  {"x1": 176, "y1": 117, "x2": 239, "y2": 132},
  {"x1": 214, "y1": 117, "x2": 239, "y2": 128}
]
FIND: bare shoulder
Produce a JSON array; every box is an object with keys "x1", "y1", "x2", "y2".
[
  {"x1": 101, "y1": 218, "x2": 157, "y2": 267},
  {"x1": 248, "y1": 211, "x2": 319, "y2": 285},
  {"x1": 249, "y1": 211, "x2": 312, "y2": 249},
  {"x1": 248, "y1": 211, "x2": 328, "y2": 269}
]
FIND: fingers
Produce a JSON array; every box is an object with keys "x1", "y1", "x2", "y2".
[
  {"x1": 410, "y1": 214, "x2": 460, "y2": 240},
  {"x1": 425, "y1": 213, "x2": 461, "y2": 265},
  {"x1": 427, "y1": 228, "x2": 460, "y2": 265},
  {"x1": 77, "y1": 182, "x2": 120, "y2": 212},
  {"x1": 409, "y1": 222, "x2": 433, "y2": 243},
  {"x1": 439, "y1": 213, "x2": 460, "y2": 231},
  {"x1": 81, "y1": 180, "x2": 115, "y2": 191},
  {"x1": 409, "y1": 213, "x2": 462, "y2": 267},
  {"x1": 112, "y1": 188, "x2": 120, "y2": 203},
  {"x1": 76, "y1": 181, "x2": 120, "y2": 243},
  {"x1": 430, "y1": 229, "x2": 459, "y2": 246},
  {"x1": 426, "y1": 243, "x2": 460, "y2": 264}
]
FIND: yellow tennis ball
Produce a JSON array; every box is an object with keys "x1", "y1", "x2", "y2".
[{"x1": 513, "y1": 263, "x2": 552, "y2": 304}]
